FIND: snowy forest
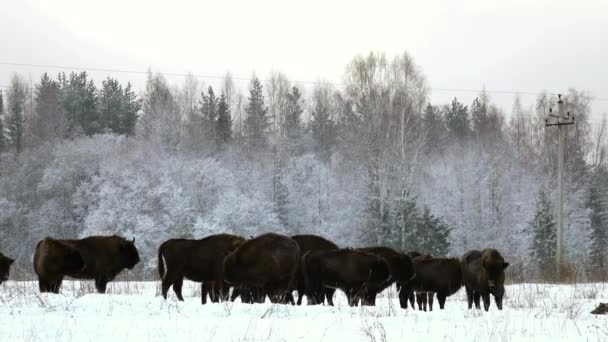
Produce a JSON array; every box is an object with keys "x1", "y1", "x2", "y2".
[{"x1": 0, "y1": 51, "x2": 606, "y2": 280}]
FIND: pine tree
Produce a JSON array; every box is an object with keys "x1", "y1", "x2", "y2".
[
  {"x1": 120, "y1": 83, "x2": 140, "y2": 136},
  {"x1": 33, "y1": 73, "x2": 66, "y2": 143},
  {"x1": 216, "y1": 92, "x2": 232, "y2": 146},
  {"x1": 391, "y1": 191, "x2": 419, "y2": 251},
  {"x1": 98, "y1": 77, "x2": 124, "y2": 133},
  {"x1": 0, "y1": 90, "x2": 4, "y2": 151},
  {"x1": 587, "y1": 166, "x2": 608, "y2": 272},
  {"x1": 309, "y1": 84, "x2": 336, "y2": 163},
  {"x1": 201, "y1": 86, "x2": 218, "y2": 140},
  {"x1": 244, "y1": 77, "x2": 269, "y2": 148},
  {"x1": 470, "y1": 97, "x2": 488, "y2": 138},
  {"x1": 6, "y1": 75, "x2": 28, "y2": 154},
  {"x1": 528, "y1": 188, "x2": 557, "y2": 274},
  {"x1": 422, "y1": 103, "x2": 444, "y2": 153},
  {"x1": 416, "y1": 206, "x2": 451, "y2": 256},
  {"x1": 445, "y1": 97, "x2": 469, "y2": 140},
  {"x1": 60, "y1": 72, "x2": 99, "y2": 136}
]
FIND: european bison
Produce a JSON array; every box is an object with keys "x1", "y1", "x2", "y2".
[
  {"x1": 302, "y1": 249, "x2": 391, "y2": 306},
  {"x1": 357, "y1": 246, "x2": 415, "y2": 305},
  {"x1": 33, "y1": 235, "x2": 140, "y2": 293},
  {"x1": 404, "y1": 252, "x2": 433, "y2": 310},
  {"x1": 291, "y1": 234, "x2": 339, "y2": 305},
  {"x1": 223, "y1": 233, "x2": 300, "y2": 304},
  {"x1": 158, "y1": 234, "x2": 246, "y2": 303},
  {"x1": 399, "y1": 257, "x2": 462, "y2": 311},
  {"x1": 0, "y1": 252, "x2": 14, "y2": 286},
  {"x1": 461, "y1": 248, "x2": 509, "y2": 311}
]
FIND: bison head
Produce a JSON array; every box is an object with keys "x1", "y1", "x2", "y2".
[
  {"x1": 119, "y1": 238, "x2": 140, "y2": 270},
  {"x1": 481, "y1": 249, "x2": 508, "y2": 285},
  {"x1": 395, "y1": 253, "x2": 416, "y2": 282},
  {"x1": 0, "y1": 253, "x2": 14, "y2": 285},
  {"x1": 222, "y1": 252, "x2": 242, "y2": 285}
]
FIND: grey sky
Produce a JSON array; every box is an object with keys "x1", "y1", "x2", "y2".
[{"x1": 1, "y1": 0, "x2": 607, "y2": 122}]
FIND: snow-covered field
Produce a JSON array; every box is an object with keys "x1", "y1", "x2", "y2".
[{"x1": 1, "y1": 281, "x2": 607, "y2": 342}]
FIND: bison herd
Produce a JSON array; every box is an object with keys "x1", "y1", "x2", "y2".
[{"x1": 0, "y1": 233, "x2": 510, "y2": 312}]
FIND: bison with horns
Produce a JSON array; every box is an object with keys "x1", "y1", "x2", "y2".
[{"x1": 33, "y1": 235, "x2": 140, "y2": 293}]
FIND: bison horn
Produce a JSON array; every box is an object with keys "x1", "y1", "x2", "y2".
[{"x1": 132, "y1": 237, "x2": 135, "y2": 244}]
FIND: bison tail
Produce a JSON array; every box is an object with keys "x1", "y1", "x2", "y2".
[{"x1": 158, "y1": 242, "x2": 167, "y2": 280}]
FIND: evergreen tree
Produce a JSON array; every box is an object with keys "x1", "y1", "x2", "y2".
[
  {"x1": 445, "y1": 97, "x2": 469, "y2": 140},
  {"x1": 120, "y1": 83, "x2": 140, "y2": 136},
  {"x1": 285, "y1": 86, "x2": 303, "y2": 139},
  {"x1": 33, "y1": 73, "x2": 66, "y2": 143},
  {"x1": 587, "y1": 166, "x2": 608, "y2": 272},
  {"x1": 309, "y1": 84, "x2": 336, "y2": 163},
  {"x1": 390, "y1": 191, "x2": 419, "y2": 251},
  {"x1": 470, "y1": 97, "x2": 488, "y2": 138},
  {"x1": 0, "y1": 90, "x2": 4, "y2": 151},
  {"x1": 415, "y1": 206, "x2": 451, "y2": 256},
  {"x1": 216, "y1": 92, "x2": 232, "y2": 146},
  {"x1": 59, "y1": 72, "x2": 99, "y2": 136},
  {"x1": 201, "y1": 86, "x2": 218, "y2": 141},
  {"x1": 422, "y1": 103, "x2": 444, "y2": 153},
  {"x1": 98, "y1": 77, "x2": 123, "y2": 133},
  {"x1": 528, "y1": 188, "x2": 557, "y2": 274},
  {"x1": 6, "y1": 75, "x2": 28, "y2": 153},
  {"x1": 244, "y1": 77, "x2": 269, "y2": 148}
]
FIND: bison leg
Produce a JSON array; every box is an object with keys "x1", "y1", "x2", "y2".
[
  {"x1": 398, "y1": 288, "x2": 410, "y2": 309},
  {"x1": 427, "y1": 293, "x2": 434, "y2": 311},
  {"x1": 494, "y1": 293, "x2": 504, "y2": 310},
  {"x1": 324, "y1": 288, "x2": 335, "y2": 306},
  {"x1": 416, "y1": 292, "x2": 427, "y2": 311},
  {"x1": 172, "y1": 277, "x2": 184, "y2": 301},
  {"x1": 161, "y1": 277, "x2": 173, "y2": 300},
  {"x1": 38, "y1": 278, "x2": 53, "y2": 293},
  {"x1": 466, "y1": 287, "x2": 474, "y2": 309},
  {"x1": 482, "y1": 293, "x2": 491, "y2": 312},
  {"x1": 473, "y1": 292, "x2": 481, "y2": 309},
  {"x1": 201, "y1": 282, "x2": 209, "y2": 304},
  {"x1": 437, "y1": 293, "x2": 447, "y2": 310},
  {"x1": 95, "y1": 277, "x2": 108, "y2": 294},
  {"x1": 230, "y1": 287, "x2": 241, "y2": 302}
]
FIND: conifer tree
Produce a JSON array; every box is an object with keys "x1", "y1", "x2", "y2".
[
  {"x1": 528, "y1": 188, "x2": 556, "y2": 273},
  {"x1": 60, "y1": 72, "x2": 99, "y2": 136},
  {"x1": 33, "y1": 73, "x2": 65, "y2": 143},
  {"x1": 216, "y1": 92, "x2": 232, "y2": 146},
  {"x1": 309, "y1": 84, "x2": 336, "y2": 163},
  {"x1": 120, "y1": 83, "x2": 140, "y2": 136},
  {"x1": 244, "y1": 77, "x2": 269, "y2": 148},
  {"x1": 98, "y1": 77, "x2": 123, "y2": 133},
  {"x1": 6, "y1": 75, "x2": 28, "y2": 153},
  {"x1": 587, "y1": 167, "x2": 608, "y2": 272},
  {"x1": 445, "y1": 97, "x2": 469, "y2": 140},
  {"x1": 0, "y1": 90, "x2": 4, "y2": 150}
]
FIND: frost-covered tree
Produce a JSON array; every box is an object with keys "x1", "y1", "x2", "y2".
[
  {"x1": 59, "y1": 72, "x2": 98, "y2": 136},
  {"x1": 216, "y1": 93, "x2": 232, "y2": 147},
  {"x1": 309, "y1": 83, "x2": 336, "y2": 163},
  {"x1": 0, "y1": 90, "x2": 5, "y2": 151},
  {"x1": 528, "y1": 188, "x2": 556, "y2": 274},
  {"x1": 6, "y1": 75, "x2": 30, "y2": 153},
  {"x1": 244, "y1": 77, "x2": 269, "y2": 148},
  {"x1": 32, "y1": 73, "x2": 66, "y2": 144}
]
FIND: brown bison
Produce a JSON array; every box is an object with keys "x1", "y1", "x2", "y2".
[
  {"x1": 0, "y1": 252, "x2": 14, "y2": 286},
  {"x1": 158, "y1": 233, "x2": 246, "y2": 303},
  {"x1": 291, "y1": 234, "x2": 339, "y2": 305},
  {"x1": 302, "y1": 249, "x2": 391, "y2": 306},
  {"x1": 357, "y1": 246, "x2": 415, "y2": 305},
  {"x1": 461, "y1": 248, "x2": 509, "y2": 311},
  {"x1": 223, "y1": 233, "x2": 300, "y2": 304},
  {"x1": 404, "y1": 252, "x2": 433, "y2": 310},
  {"x1": 399, "y1": 257, "x2": 462, "y2": 311},
  {"x1": 33, "y1": 235, "x2": 140, "y2": 293}
]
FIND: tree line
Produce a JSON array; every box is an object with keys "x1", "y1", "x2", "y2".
[{"x1": 0, "y1": 51, "x2": 606, "y2": 280}]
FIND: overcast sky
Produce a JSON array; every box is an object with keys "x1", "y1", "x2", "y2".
[{"x1": 1, "y1": 0, "x2": 607, "y2": 122}]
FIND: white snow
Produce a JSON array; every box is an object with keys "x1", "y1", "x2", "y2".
[{"x1": 1, "y1": 281, "x2": 607, "y2": 342}]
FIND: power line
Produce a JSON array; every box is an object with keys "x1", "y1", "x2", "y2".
[{"x1": 2, "y1": 60, "x2": 608, "y2": 101}]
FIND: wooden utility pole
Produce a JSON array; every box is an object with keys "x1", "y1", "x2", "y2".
[{"x1": 545, "y1": 94, "x2": 574, "y2": 275}]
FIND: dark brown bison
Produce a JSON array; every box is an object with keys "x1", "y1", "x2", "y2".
[
  {"x1": 223, "y1": 233, "x2": 300, "y2": 304},
  {"x1": 399, "y1": 257, "x2": 462, "y2": 311},
  {"x1": 357, "y1": 246, "x2": 415, "y2": 305},
  {"x1": 158, "y1": 233, "x2": 246, "y2": 303},
  {"x1": 0, "y1": 252, "x2": 14, "y2": 286},
  {"x1": 302, "y1": 249, "x2": 391, "y2": 306},
  {"x1": 33, "y1": 235, "x2": 140, "y2": 293},
  {"x1": 291, "y1": 234, "x2": 339, "y2": 305},
  {"x1": 404, "y1": 252, "x2": 433, "y2": 310},
  {"x1": 461, "y1": 248, "x2": 509, "y2": 311}
]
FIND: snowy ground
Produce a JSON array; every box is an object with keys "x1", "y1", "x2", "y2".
[{"x1": 1, "y1": 281, "x2": 608, "y2": 342}]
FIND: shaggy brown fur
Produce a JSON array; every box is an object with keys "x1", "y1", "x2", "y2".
[
  {"x1": 223, "y1": 233, "x2": 300, "y2": 304},
  {"x1": 302, "y1": 249, "x2": 391, "y2": 306},
  {"x1": 33, "y1": 235, "x2": 140, "y2": 293},
  {"x1": 0, "y1": 252, "x2": 14, "y2": 285},
  {"x1": 461, "y1": 248, "x2": 509, "y2": 311},
  {"x1": 291, "y1": 234, "x2": 339, "y2": 306},
  {"x1": 158, "y1": 233, "x2": 246, "y2": 303}
]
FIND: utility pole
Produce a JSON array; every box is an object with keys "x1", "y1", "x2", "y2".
[{"x1": 545, "y1": 94, "x2": 575, "y2": 276}]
